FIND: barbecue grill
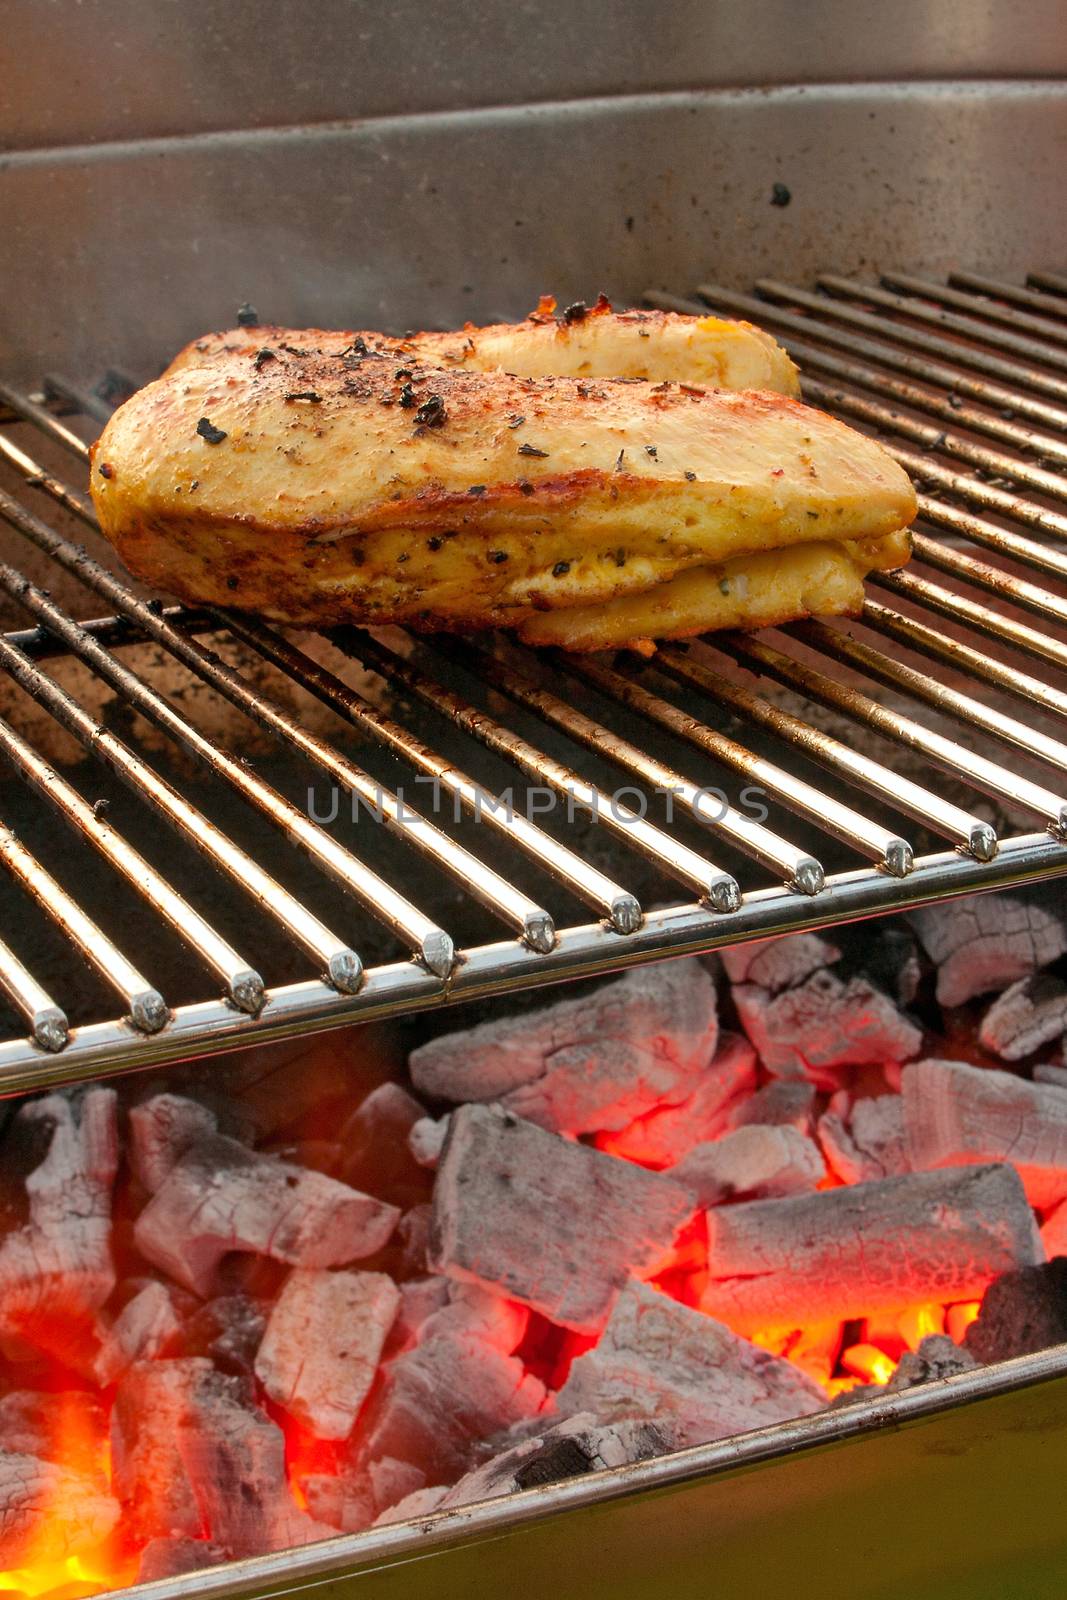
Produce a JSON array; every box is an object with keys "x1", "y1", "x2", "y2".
[{"x1": 2, "y1": 8, "x2": 1067, "y2": 1597}]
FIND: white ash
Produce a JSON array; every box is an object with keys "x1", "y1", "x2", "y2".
[
  {"x1": 394, "y1": 1277, "x2": 453, "y2": 1348},
  {"x1": 0, "y1": 1449, "x2": 120, "y2": 1568},
  {"x1": 720, "y1": 932, "x2": 841, "y2": 992},
  {"x1": 429, "y1": 1103, "x2": 694, "y2": 1333},
  {"x1": 133, "y1": 1131, "x2": 400, "y2": 1295},
  {"x1": 910, "y1": 894, "x2": 1067, "y2": 1008},
  {"x1": 701, "y1": 1164, "x2": 1042, "y2": 1331},
  {"x1": 979, "y1": 975, "x2": 1067, "y2": 1062},
  {"x1": 673, "y1": 1125, "x2": 825, "y2": 1206},
  {"x1": 255, "y1": 1268, "x2": 400, "y2": 1440},
  {"x1": 726, "y1": 1079, "x2": 816, "y2": 1135},
  {"x1": 372, "y1": 1485, "x2": 449, "y2": 1527},
  {"x1": 817, "y1": 1096, "x2": 911, "y2": 1185},
  {"x1": 128, "y1": 1093, "x2": 218, "y2": 1193},
  {"x1": 556, "y1": 1280, "x2": 823, "y2": 1447},
  {"x1": 94, "y1": 1281, "x2": 181, "y2": 1386},
  {"x1": 903, "y1": 1058, "x2": 1067, "y2": 1209},
  {"x1": 733, "y1": 970, "x2": 922, "y2": 1086},
  {"x1": 597, "y1": 1031, "x2": 756, "y2": 1166},
  {"x1": 408, "y1": 1114, "x2": 450, "y2": 1170},
  {"x1": 409, "y1": 959, "x2": 719, "y2": 1135},
  {"x1": 1035, "y1": 1064, "x2": 1067, "y2": 1089}
]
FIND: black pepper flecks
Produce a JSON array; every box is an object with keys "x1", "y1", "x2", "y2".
[
  {"x1": 508, "y1": 414, "x2": 526, "y2": 429},
  {"x1": 488, "y1": 550, "x2": 509, "y2": 564},
  {"x1": 341, "y1": 337, "x2": 370, "y2": 364},
  {"x1": 196, "y1": 417, "x2": 228, "y2": 444},
  {"x1": 226, "y1": 575, "x2": 240, "y2": 590},
  {"x1": 614, "y1": 449, "x2": 625, "y2": 471},
  {"x1": 427, "y1": 536, "x2": 443, "y2": 551},
  {"x1": 553, "y1": 561, "x2": 571, "y2": 577},
  {"x1": 284, "y1": 390, "x2": 322, "y2": 404},
  {"x1": 562, "y1": 301, "x2": 588, "y2": 323},
  {"x1": 397, "y1": 552, "x2": 410, "y2": 563},
  {"x1": 518, "y1": 442, "x2": 548, "y2": 458},
  {"x1": 395, "y1": 368, "x2": 413, "y2": 380},
  {"x1": 614, "y1": 548, "x2": 626, "y2": 567},
  {"x1": 253, "y1": 347, "x2": 276, "y2": 370},
  {"x1": 398, "y1": 383, "x2": 418, "y2": 408},
  {"x1": 518, "y1": 480, "x2": 535, "y2": 496},
  {"x1": 415, "y1": 394, "x2": 447, "y2": 427},
  {"x1": 147, "y1": 599, "x2": 164, "y2": 616},
  {"x1": 719, "y1": 577, "x2": 731, "y2": 595},
  {"x1": 684, "y1": 469, "x2": 697, "y2": 481},
  {"x1": 644, "y1": 445, "x2": 657, "y2": 459},
  {"x1": 97, "y1": 462, "x2": 114, "y2": 479},
  {"x1": 468, "y1": 485, "x2": 487, "y2": 496},
  {"x1": 236, "y1": 302, "x2": 259, "y2": 326},
  {"x1": 771, "y1": 183, "x2": 792, "y2": 207}
]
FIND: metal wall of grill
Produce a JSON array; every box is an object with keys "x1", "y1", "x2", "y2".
[{"x1": 0, "y1": 266, "x2": 1066, "y2": 1091}]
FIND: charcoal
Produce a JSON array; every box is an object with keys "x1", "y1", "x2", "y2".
[
  {"x1": 133, "y1": 1132, "x2": 400, "y2": 1294},
  {"x1": 355, "y1": 1327, "x2": 548, "y2": 1495},
  {"x1": 903, "y1": 1058, "x2": 1067, "y2": 1208},
  {"x1": 339, "y1": 1082, "x2": 427, "y2": 1202},
  {"x1": 979, "y1": 974, "x2": 1067, "y2": 1061},
  {"x1": 0, "y1": 1391, "x2": 107, "y2": 1478},
  {"x1": 885, "y1": 1334, "x2": 976, "y2": 1390},
  {"x1": 0, "y1": 1090, "x2": 118, "y2": 1364},
  {"x1": 720, "y1": 932, "x2": 840, "y2": 992},
  {"x1": 422, "y1": 1281, "x2": 529, "y2": 1354},
  {"x1": 601, "y1": 1032, "x2": 756, "y2": 1165},
  {"x1": 367, "y1": 1454, "x2": 427, "y2": 1514},
  {"x1": 750, "y1": 1320, "x2": 843, "y2": 1387},
  {"x1": 848, "y1": 923, "x2": 923, "y2": 1006},
  {"x1": 701, "y1": 1164, "x2": 1042, "y2": 1332},
  {"x1": 726, "y1": 1079, "x2": 816, "y2": 1135},
  {"x1": 673, "y1": 1125, "x2": 825, "y2": 1205},
  {"x1": 111, "y1": 1357, "x2": 332, "y2": 1554},
  {"x1": 138, "y1": 1536, "x2": 228, "y2": 1582},
  {"x1": 393, "y1": 1277, "x2": 452, "y2": 1349},
  {"x1": 910, "y1": 894, "x2": 1067, "y2": 1008},
  {"x1": 0, "y1": 1449, "x2": 120, "y2": 1567},
  {"x1": 557, "y1": 1280, "x2": 823, "y2": 1446},
  {"x1": 1035, "y1": 1064, "x2": 1067, "y2": 1089},
  {"x1": 128, "y1": 1093, "x2": 218, "y2": 1193},
  {"x1": 430, "y1": 1103, "x2": 695, "y2": 1333},
  {"x1": 409, "y1": 959, "x2": 719, "y2": 1135},
  {"x1": 408, "y1": 1115, "x2": 450, "y2": 1170},
  {"x1": 94, "y1": 1280, "x2": 181, "y2": 1385},
  {"x1": 733, "y1": 971, "x2": 922, "y2": 1086},
  {"x1": 255, "y1": 1268, "x2": 400, "y2": 1439},
  {"x1": 818, "y1": 1096, "x2": 911, "y2": 1184},
  {"x1": 437, "y1": 1413, "x2": 675, "y2": 1509},
  {"x1": 964, "y1": 1259, "x2": 1067, "y2": 1363},
  {"x1": 181, "y1": 1294, "x2": 267, "y2": 1376},
  {"x1": 372, "y1": 1486, "x2": 448, "y2": 1526}
]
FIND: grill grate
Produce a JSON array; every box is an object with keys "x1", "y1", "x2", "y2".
[{"x1": 0, "y1": 266, "x2": 1066, "y2": 1089}]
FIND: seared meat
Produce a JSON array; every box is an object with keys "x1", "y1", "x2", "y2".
[
  {"x1": 90, "y1": 339, "x2": 914, "y2": 650},
  {"x1": 165, "y1": 299, "x2": 801, "y2": 397}
]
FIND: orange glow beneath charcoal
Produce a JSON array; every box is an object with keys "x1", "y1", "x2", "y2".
[{"x1": 840, "y1": 1343, "x2": 899, "y2": 1387}]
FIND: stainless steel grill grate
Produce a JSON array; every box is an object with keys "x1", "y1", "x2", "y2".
[{"x1": 1, "y1": 266, "x2": 1066, "y2": 1091}]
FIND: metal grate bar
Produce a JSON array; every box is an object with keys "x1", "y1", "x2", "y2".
[
  {"x1": 340, "y1": 628, "x2": 741, "y2": 911},
  {"x1": 949, "y1": 271, "x2": 1067, "y2": 321},
  {"x1": 654, "y1": 644, "x2": 997, "y2": 860},
  {"x1": 448, "y1": 638, "x2": 825, "y2": 895},
  {"x1": 0, "y1": 812, "x2": 168, "y2": 1033},
  {"x1": 4, "y1": 605, "x2": 214, "y2": 662},
  {"x1": 881, "y1": 273, "x2": 1067, "y2": 345},
  {"x1": 874, "y1": 567, "x2": 1067, "y2": 677},
  {"x1": 1027, "y1": 271, "x2": 1067, "y2": 298},
  {"x1": 564, "y1": 654, "x2": 913, "y2": 876},
  {"x1": 909, "y1": 532, "x2": 1067, "y2": 628},
  {"x1": 221, "y1": 610, "x2": 640, "y2": 935},
  {"x1": 815, "y1": 275, "x2": 1067, "y2": 376},
  {"x1": 0, "y1": 936, "x2": 68, "y2": 1054}
]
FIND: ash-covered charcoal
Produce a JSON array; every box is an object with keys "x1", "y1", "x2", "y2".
[
  {"x1": 436, "y1": 1413, "x2": 675, "y2": 1509},
  {"x1": 393, "y1": 1276, "x2": 452, "y2": 1349},
  {"x1": 1036, "y1": 1063, "x2": 1067, "y2": 1088},
  {"x1": 111, "y1": 1358, "x2": 332, "y2": 1555},
  {"x1": 817, "y1": 1096, "x2": 911, "y2": 1184},
  {"x1": 255, "y1": 1268, "x2": 400, "y2": 1439},
  {"x1": 910, "y1": 894, "x2": 1067, "y2": 1008},
  {"x1": 372, "y1": 1485, "x2": 449, "y2": 1526},
  {"x1": 133, "y1": 1132, "x2": 400, "y2": 1294},
  {"x1": 408, "y1": 1114, "x2": 450, "y2": 1170},
  {"x1": 128, "y1": 1093, "x2": 218, "y2": 1193},
  {"x1": 0, "y1": 1090, "x2": 118, "y2": 1364},
  {"x1": 674, "y1": 1124, "x2": 825, "y2": 1206},
  {"x1": 599, "y1": 1032, "x2": 756, "y2": 1165},
  {"x1": 964, "y1": 1260, "x2": 1067, "y2": 1363},
  {"x1": 885, "y1": 1334, "x2": 976, "y2": 1389},
  {"x1": 979, "y1": 975, "x2": 1067, "y2": 1062},
  {"x1": 843, "y1": 922, "x2": 923, "y2": 1006},
  {"x1": 733, "y1": 971, "x2": 922, "y2": 1086},
  {"x1": 726, "y1": 1079, "x2": 816, "y2": 1135},
  {"x1": 0, "y1": 1391, "x2": 107, "y2": 1475},
  {"x1": 0, "y1": 1449, "x2": 120, "y2": 1568},
  {"x1": 422, "y1": 1281, "x2": 529, "y2": 1354},
  {"x1": 557, "y1": 1281, "x2": 823, "y2": 1446},
  {"x1": 353, "y1": 1326, "x2": 548, "y2": 1500},
  {"x1": 181, "y1": 1293, "x2": 268, "y2": 1376},
  {"x1": 339, "y1": 1083, "x2": 428, "y2": 1203},
  {"x1": 392, "y1": 1202, "x2": 433, "y2": 1278},
  {"x1": 720, "y1": 932, "x2": 841, "y2": 993},
  {"x1": 701, "y1": 1164, "x2": 1042, "y2": 1332},
  {"x1": 138, "y1": 1537, "x2": 229, "y2": 1583},
  {"x1": 94, "y1": 1280, "x2": 181, "y2": 1385},
  {"x1": 430, "y1": 1103, "x2": 695, "y2": 1332},
  {"x1": 409, "y1": 959, "x2": 719, "y2": 1136},
  {"x1": 902, "y1": 1059, "x2": 1067, "y2": 1208}
]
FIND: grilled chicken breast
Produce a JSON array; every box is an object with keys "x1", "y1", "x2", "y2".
[
  {"x1": 166, "y1": 298, "x2": 801, "y2": 397},
  {"x1": 90, "y1": 341, "x2": 915, "y2": 649}
]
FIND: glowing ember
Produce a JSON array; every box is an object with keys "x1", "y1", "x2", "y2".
[{"x1": 840, "y1": 1343, "x2": 899, "y2": 1387}]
